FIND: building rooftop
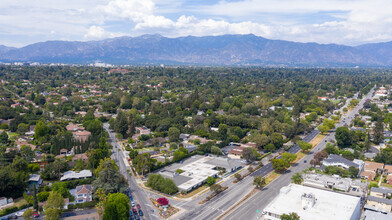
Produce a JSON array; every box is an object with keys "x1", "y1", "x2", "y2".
[
  {"x1": 28, "y1": 174, "x2": 41, "y2": 182},
  {"x1": 204, "y1": 157, "x2": 242, "y2": 172},
  {"x1": 371, "y1": 187, "x2": 392, "y2": 195},
  {"x1": 367, "y1": 196, "x2": 392, "y2": 205},
  {"x1": 364, "y1": 210, "x2": 392, "y2": 220},
  {"x1": 323, "y1": 154, "x2": 360, "y2": 169},
  {"x1": 364, "y1": 161, "x2": 384, "y2": 171},
  {"x1": 263, "y1": 184, "x2": 361, "y2": 220},
  {"x1": 60, "y1": 170, "x2": 92, "y2": 181}
]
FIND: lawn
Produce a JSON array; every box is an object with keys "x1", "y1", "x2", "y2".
[
  {"x1": 309, "y1": 134, "x2": 326, "y2": 148},
  {"x1": 176, "y1": 185, "x2": 208, "y2": 198},
  {"x1": 293, "y1": 152, "x2": 306, "y2": 164},
  {"x1": 265, "y1": 171, "x2": 280, "y2": 185},
  {"x1": 7, "y1": 132, "x2": 19, "y2": 140}
]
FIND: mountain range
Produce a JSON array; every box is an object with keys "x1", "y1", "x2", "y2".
[{"x1": 0, "y1": 34, "x2": 392, "y2": 67}]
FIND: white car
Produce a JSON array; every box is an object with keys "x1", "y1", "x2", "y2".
[{"x1": 16, "y1": 211, "x2": 24, "y2": 217}]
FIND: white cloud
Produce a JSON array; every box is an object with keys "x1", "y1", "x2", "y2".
[
  {"x1": 84, "y1": 26, "x2": 106, "y2": 39},
  {"x1": 0, "y1": 0, "x2": 392, "y2": 46}
]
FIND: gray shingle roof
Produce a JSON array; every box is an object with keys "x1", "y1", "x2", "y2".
[
  {"x1": 323, "y1": 154, "x2": 359, "y2": 169},
  {"x1": 367, "y1": 195, "x2": 392, "y2": 205},
  {"x1": 371, "y1": 187, "x2": 392, "y2": 194}
]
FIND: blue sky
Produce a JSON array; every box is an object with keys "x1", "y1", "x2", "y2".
[{"x1": 0, "y1": 0, "x2": 391, "y2": 47}]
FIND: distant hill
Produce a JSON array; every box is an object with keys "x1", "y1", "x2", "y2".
[{"x1": 0, "y1": 34, "x2": 391, "y2": 67}]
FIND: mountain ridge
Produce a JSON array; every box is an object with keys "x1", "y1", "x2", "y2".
[{"x1": 0, "y1": 34, "x2": 391, "y2": 67}]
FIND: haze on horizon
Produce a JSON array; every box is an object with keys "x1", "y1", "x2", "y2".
[{"x1": 0, "y1": 0, "x2": 391, "y2": 47}]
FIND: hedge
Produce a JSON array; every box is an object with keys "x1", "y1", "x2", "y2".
[{"x1": 68, "y1": 201, "x2": 98, "y2": 210}]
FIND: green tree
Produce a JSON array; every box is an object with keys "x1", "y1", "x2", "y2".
[
  {"x1": 282, "y1": 152, "x2": 297, "y2": 163},
  {"x1": 218, "y1": 124, "x2": 228, "y2": 140},
  {"x1": 129, "y1": 148, "x2": 139, "y2": 159},
  {"x1": 318, "y1": 124, "x2": 329, "y2": 134},
  {"x1": 323, "y1": 118, "x2": 335, "y2": 130},
  {"x1": 270, "y1": 133, "x2": 284, "y2": 149},
  {"x1": 291, "y1": 173, "x2": 303, "y2": 184},
  {"x1": 146, "y1": 174, "x2": 178, "y2": 195},
  {"x1": 271, "y1": 158, "x2": 290, "y2": 173},
  {"x1": 93, "y1": 159, "x2": 127, "y2": 194},
  {"x1": 206, "y1": 176, "x2": 216, "y2": 186},
  {"x1": 298, "y1": 141, "x2": 312, "y2": 152},
  {"x1": 211, "y1": 146, "x2": 222, "y2": 155},
  {"x1": 33, "y1": 184, "x2": 38, "y2": 210},
  {"x1": 251, "y1": 133, "x2": 269, "y2": 149},
  {"x1": 281, "y1": 212, "x2": 300, "y2": 220},
  {"x1": 44, "y1": 191, "x2": 64, "y2": 220},
  {"x1": 242, "y1": 147, "x2": 257, "y2": 162},
  {"x1": 324, "y1": 143, "x2": 339, "y2": 154},
  {"x1": 34, "y1": 120, "x2": 49, "y2": 141},
  {"x1": 23, "y1": 209, "x2": 35, "y2": 220},
  {"x1": 95, "y1": 188, "x2": 107, "y2": 220},
  {"x1": 0, "y1": 131, "x2": 8, "y2": 144},
  {"x1": 253, "y1": 176, "x2": 266, "y2": 188},
  {"x1": 374, "y1": 119, "x2": 384, "y2": 144},
  {"x1": 234, "y1": 173, "x2": 242, "y2": 181},
  {"x1": 335, "y1": 127, "x2": 352, "y2": 148},
  {"x1": 103, "y1": 193, "x2": 130, "y2": 220},
  {"x1": 210, "y1": 184, "x2": 223, "y2": 194},
  {"x1": 114, "y1": 111, "x2": 128, "y2": 138},
  {"x1": 168, "y1": 127, "x2": 180, "y2": 142}
]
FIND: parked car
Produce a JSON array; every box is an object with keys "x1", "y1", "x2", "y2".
[
  {"x1": 133, "y1": 207, "x2": 137, "y2": 213},
  {"x1": 135, "y1": 214, "x2": 140, "y2": 220},
  {"x1": 131, "y1": 201, "x2": 135, "y2": 207},
  {"x1": 138, "y1": 209, "x2": 143, "y2": 216},
  {"x1": 7, "y1": 215, "x2": 17, "y2": 219},
  {"x1": 136, "y1": 204, "x2": 141, "y2": 210},
  {"x1": 15, "y1": 211, "x2": 24, "y2": 217},
  {"x1": 33, "y1": 212, "x2": 40, "y2": 218},
  {"x1": 304, "y1": 160, "x2": 307, "y2": 163},
  {"x1": 129, "y1": 195, "x2": 133, "y2": 201}
]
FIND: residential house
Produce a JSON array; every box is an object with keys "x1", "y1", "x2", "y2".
[
  {"x1": 73, "y1": 130, "x2": 91, "y2": 142},
  {"x1": 66, "y1": 123, "x2": 84, "y2": 132},
  {"x1": 322, "y1": 154, "x2": 363, "y2": 170},
  {"x1": 384, "y1": 164, "x2": 392, "y2": 175},
  {"x1": 74, "y1": 185, "x2": 93, "y2": 203},
  {"x1": 361, "y1": 161, "x2": 384, "y2": 180},
  {"x1": 0, "y1": 197, "x2": 13, "y2": 209},
  {"x1": 39, "y1": 198, "x2": 69, "y2": 210},
  {"x1": 27, "y1": 174, "x2": 43, "y2": 188},
  {"x1": 387, "y1": 174, "x2": 392, "y2": 185},
  {"x1": 72, "y1": 153, "x2": 89, "y2": 162},
  {"x1": 370, "y1": 187, "x2": 392, "y2": 199},
  {"x1": 60, "y1": 170, "x2": 92, "y2": 181},
  {"x1": 228, "y1": 146, "x2": 247, "y2": 159}
]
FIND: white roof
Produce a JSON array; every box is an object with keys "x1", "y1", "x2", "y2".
[
  {"x1": 264, "y1": 184, "x2": 361, "y2": 220},
  {"x1": 60, "y1": 170, "x2": 92, "y2": 181},
  {"x1": 177, "y1": 157, "x2": 219, "y2": 191}
]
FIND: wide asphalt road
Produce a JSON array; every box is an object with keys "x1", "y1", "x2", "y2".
[{"x1": 225, "y1": 87, "x2": 374, "y2": 220}]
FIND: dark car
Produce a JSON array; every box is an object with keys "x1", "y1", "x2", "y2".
[
  {"x1": 129, "y1": 210, "x2": 133, "y2": 217},
  {"x1": 129, "y1": 195, "x2": 133, "y2": 201},
  {"x1": 136, "y1": 204, "x2": 141, "y2": 210},
  {"x1": 304, "y1": 160, "x2": 307, "y2": 163},
  {"x1": 135, "y1": 214, "x2": 140, "y2": 220},
  {"x1": 7, "y1": 215, "x2": 17, "y2": 219},
  {"x1": 138, "y1": 209, "x2": 143, "y2": 216}
]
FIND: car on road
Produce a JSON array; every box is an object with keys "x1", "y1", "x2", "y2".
[
  {"x1": 131, "y1": 201, "x2": 135, "y2": 207},
  {"x1": 133, "y1": 207, "x2": 137, "y2": 213},
  {"x1": 135, "y1": 214, "x2": 141, "y2": 220},
  {"x1": 15, "y1": 211, "x2": 24, "y2": 217},
  {"x1": 129, "y1": 195, "x2": 133, "y2": 201},
  {"x1": 136, "y1": 204, "x2": 141, "y2": 209},
  {"x1": 138, "y1": 209, "x2": 143, "y2": 216},
  {"x1": 304, "y1": 160, "x2": 307, "y2": 163},
  {"x1": 33, "y1": 212, "x2": 40, "y2": 218},
  {"x1": 7, "y1": 215, "x2": 17, "y2": 219}
]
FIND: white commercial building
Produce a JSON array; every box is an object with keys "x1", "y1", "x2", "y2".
[{"x1": 263, "y1": 184, "x2": 361, "y2": 220}]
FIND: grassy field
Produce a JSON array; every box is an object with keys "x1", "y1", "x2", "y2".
[
  {"x1": 176, "y1": 185, "x2": 208, "y2": 198},
  {"x1": 293, "y1": 152, "x2": 306, "y2": 163},
  {"x1": 265, "y1": 171, "x2": 280, "y2": 185},
  {"x1": 309, "y1": 134, "x2": 326, "y2": 148}
]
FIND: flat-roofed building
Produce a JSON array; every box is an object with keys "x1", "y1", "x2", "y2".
[{"x1": 262, "y1": 184, "x2": 361, "y2": 220}]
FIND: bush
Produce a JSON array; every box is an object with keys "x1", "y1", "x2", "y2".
[
  {"x1": 68, "y1": 201, "x2": 98, "y2": 210},
  {"x1": 206, "y1": 176, "x2": 216, "y2": 186},
  {"x1": 37, "y1": 191, "x2": 50, "y2": 202},
  {"x1": 146, "y1": 174, "x2": 178, "y2": 195}
]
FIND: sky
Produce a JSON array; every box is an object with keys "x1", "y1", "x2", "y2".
[{"x1": 0, "y1": 0, "x2": 391, "y2": 47}]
